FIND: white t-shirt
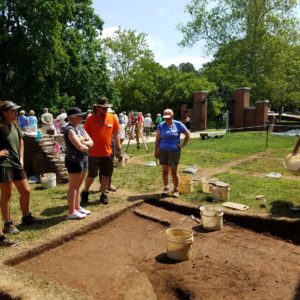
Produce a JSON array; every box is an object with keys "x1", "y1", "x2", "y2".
[
  {"x1": 56, "y1": 113, "x2": 67, "y2": 128},
  {"x1": 143, "y1": 117, "x2": 153, "y2": 128}
]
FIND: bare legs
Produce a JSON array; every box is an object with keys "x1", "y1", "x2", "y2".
[
  {"x1": 68, "y1": 172, "x2": 86, "y2": 214},
  {"x1": 0, "y1": 179, "x2": 30, "y2": 222},
  {"x1": 161, "y1": 165, "x2": 179, "y2": 191}
]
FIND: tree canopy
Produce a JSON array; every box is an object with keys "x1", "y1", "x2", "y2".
[
  {"x1": 179, "y1": 0, "x2": 300, "y2": 111},
  {"x1": 0, "y1": 0, "x2": 110, "y2": 114}
]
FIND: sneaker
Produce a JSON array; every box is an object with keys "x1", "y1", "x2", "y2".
[
  {"x1": 108, "y1": 184, "x2": 117, "y2": 192},
  {"x1": 77, "y1": 207, "x2": 91, "y2": 215},
  {"x1": 161, "y1": 187, "x2": 169, "y2": 197},
  {"x1": 21, "y1": 213, "x2": 42, "y2": 225},
  {"x1": 3, "y1": 221, "x2": 20, "y2": 234},
  {"x1": 172, "y1": 190, "x2": 179, "y2": 198},
  {"x1": 100, "y1": 193, "x2": 109, "y2": 205},
  {"x1": 66, "y1": 210, "x2": 86, "y2": 220},
  {"x1": 0, "y1": 236, "x2": 20, "y2": 247},
  {"x1": 80, "y1": 191, "x2": 89, "y2": 207}
]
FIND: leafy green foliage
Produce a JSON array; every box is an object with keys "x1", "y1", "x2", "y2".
[
  {"x1": 179, "y1": 0, "x2": 300, "y2": 110},
  {"x1": 0, "y1": 0, "x2": 110, "y2": 113}
]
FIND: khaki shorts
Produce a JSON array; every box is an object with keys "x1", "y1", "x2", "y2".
[{"x1": 158, "y1": 150, "x2": 181, "y2": 168}]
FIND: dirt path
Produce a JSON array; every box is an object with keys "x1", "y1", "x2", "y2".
[{"x1": 17, "y1": 204, "x2": 300, "y2": 300}]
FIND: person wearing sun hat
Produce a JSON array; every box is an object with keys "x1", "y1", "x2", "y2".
[
  {"x1": 81, "y1": 97, "x2": 122, "y2": 206},
  {"x1": 154, "y1": 108, "x2": 190, "y2": 198},
  {"x1": 64, "y1": 107, "x2": 94, "y2": 220},
  {"x1": 0, "y1": 100, "x2": 42, "y2": 246}
]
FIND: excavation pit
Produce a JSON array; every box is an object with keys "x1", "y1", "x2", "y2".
[{"x1": 10, "y1": 203, "x2": 300, "y2": 299}]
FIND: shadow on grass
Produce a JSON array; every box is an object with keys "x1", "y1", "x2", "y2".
[
  {"x1": 17, "y1": 215, "x2": 66, "y2": 232},
  {"x1": 41, "y1": 205, "x2": 67, "y2": 216},
  {"x1": 270, "y1": 200, "x2": 300, "y2": 218}
]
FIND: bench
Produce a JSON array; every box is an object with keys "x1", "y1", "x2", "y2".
[{"x1": 199, "y1": 131, "x2": 226, "y2": 140}]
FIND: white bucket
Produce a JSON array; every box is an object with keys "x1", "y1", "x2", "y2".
[
  {"x1": 40, "y1": 173, "x2": 56, "y2": 189},
  {"x1": 166, "y1": 228, "x2": 193, "y2": 261},
  {"x1": 200, "y1": 205, "x2": 224, "y2": 231},
  {"x1": 211, "y1": 181, "x2": 230, "y2": 202}
]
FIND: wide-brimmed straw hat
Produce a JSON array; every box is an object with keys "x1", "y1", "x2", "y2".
[{"x1": 94, "y1": 97, "x2": 113, "y2": 108}]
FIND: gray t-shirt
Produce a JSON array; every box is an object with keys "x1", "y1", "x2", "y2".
[{"x1": 0, "y1": 123, "x2": 23, "y2": 169}]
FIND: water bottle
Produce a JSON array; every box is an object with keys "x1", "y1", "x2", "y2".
[
  {"x1": 54, "y1": 142, "x2": 61, "y2": 156},
  {"x1": 36, "y1": 130, "x2": 41, "y2": 141}
]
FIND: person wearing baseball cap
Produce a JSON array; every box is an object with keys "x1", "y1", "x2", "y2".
[
  {"x1": 154, "y1": 108, "x2": 190, "y2": 198},
  {"x1": 64, "y1": 107, "x2": 93, "y2": 220},
  {"x1": 81, "y1": 97, "x2": 122, "y2": 205},
  {"x1": 0, "y1": 100, "x2": 42, "y2": 247}
]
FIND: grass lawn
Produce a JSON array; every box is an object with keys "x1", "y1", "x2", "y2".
[{"x1": 2, "y1": 131, "x2": 300, "y2": 254}]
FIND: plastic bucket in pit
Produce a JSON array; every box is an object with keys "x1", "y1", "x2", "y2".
[
  {"x1": 40, "y1": 173, "x2": 56, "y2": 189},
  {"x1": 166, "y1": 228, "x2": 193, "y2": 261},
  {"x1": 200, "y1": 205, "x2": 224, "y2": 231},
  {"x1": 179, "y1": 176, "x2": 193, "y2": 194}
]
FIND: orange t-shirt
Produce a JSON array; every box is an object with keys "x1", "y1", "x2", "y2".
[{"x1": 84, "y1": 113, "x2": 120, "y2": 157}]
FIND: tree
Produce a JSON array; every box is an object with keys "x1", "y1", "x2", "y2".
[
  {"x1": 179, "y1": 0, "x2": 300, "y2": 107},
  {"x1": 0, "y1": 0, "x2": 111, "y2": 113},
  {"x1": 103, "y1": 27, "x2": 154, "y2": 80},
  {"x1": 178, "y1": 62, "x2": 196, "y2": 73}
]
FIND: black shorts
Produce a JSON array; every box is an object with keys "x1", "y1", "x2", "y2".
[
  {"x1": 88, "y1": 156, "x2": 114, "y2": 178},
  {"x1": 159, "y1": 150, "x2": 181, "y2": 168},
  {"x1": 65, "y1": 158, "x2": 88, "y2": 174},
  {"x1": 0, "y1": 167, "x2": 27, "y2": 183}
]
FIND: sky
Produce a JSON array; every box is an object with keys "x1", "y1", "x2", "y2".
[{"x1": 92, "y1": 0, "x2": 300, "y2": 70}]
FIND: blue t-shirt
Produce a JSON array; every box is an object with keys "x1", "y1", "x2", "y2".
[
  {"x1": 158, "y1": 120, "x2": 187, "y2": 152},
  {"x1": 28, "y1": 116, "x2": 38, "y2": 127},
  {"x1": 17, "y1": 115, "x2": 28, "y2": 128}
]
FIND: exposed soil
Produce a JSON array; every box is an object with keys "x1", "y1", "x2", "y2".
[{"x1": 16, "y1": 204, "x2": 300, "y2": 300}]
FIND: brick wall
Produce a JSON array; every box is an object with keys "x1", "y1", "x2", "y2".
[{"x1": 23, "y1": 134, "x2": 68, "y2": 183}]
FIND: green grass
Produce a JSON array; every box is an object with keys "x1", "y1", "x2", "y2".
[{"x1": 1, "y1": 131, "x2": 299, "y2": 254}]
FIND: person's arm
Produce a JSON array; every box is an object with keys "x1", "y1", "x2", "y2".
[
  {"x1": 20, "y1": 138, "x2": 24, "y2": 166},
  {"x1": 154, "y1": 130, "x2": 160, "y2": 158},
  {"x1": 177, "y1": 130, "x2": 190, "y2": 149},
  {"x1": 41, "y1": 114, "x2": 48, "y2": 125},
  {"x1": 113, "y1": 116, "x2": 122, "y2": 159},
  {"x1": 0, "y1": 149, "x2": 9, "y2": 157},
  {"x1": 292, "y1": 137, "x2": 300, "y2": 155},
  {"x1": 177, "y1": 122, "x2": 190, "y2": 149},
  {"x1": 81, "y1": 129, "x2": 94, "y2": 149},
  {"x1": 68, "y1": 129, "x2": 89, "y2": 153}
]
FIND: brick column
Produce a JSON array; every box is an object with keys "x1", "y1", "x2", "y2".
[
  {"x1": 181, "y1": 104, "x2": 187, "y2": 122},
  {"x1": 191, "y1": 91, "x2": 208, "y2": 130},
  {"x1": 255, "y1": 100, "x2": 269, "y2": 127},
  {"x1": 233, "y1": 87, "x2": 251, "y2": 129}
]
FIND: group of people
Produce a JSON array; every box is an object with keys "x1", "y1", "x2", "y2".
[
  {"x1": 16, "y1": 107, "x2": 72, "y2": 134},
  {"x1": 0, "y1": 96, "x2": 192, "y2": 247}
]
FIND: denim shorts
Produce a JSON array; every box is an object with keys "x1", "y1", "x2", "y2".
[
  {"x1": 65, "y1": 158, "x2": 88, "y2": 174},
  {"x1": 158, "y1": 150, "x2": 181, "y2": 168},
  {"x1": 88, "y1": 156, "x2": 114, "y2": 178},
  {"x1": 0, "y1": 167, "x2": 27, "y2": 183}
]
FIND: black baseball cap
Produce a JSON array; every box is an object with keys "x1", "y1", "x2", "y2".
[{"x1": 65, "y1": 107, "x2": 87, "y2": 122}]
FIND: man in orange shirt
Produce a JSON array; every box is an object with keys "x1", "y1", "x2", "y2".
[{"x1": 81, "y1": 98, "x2": 122, "y2": 205}]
